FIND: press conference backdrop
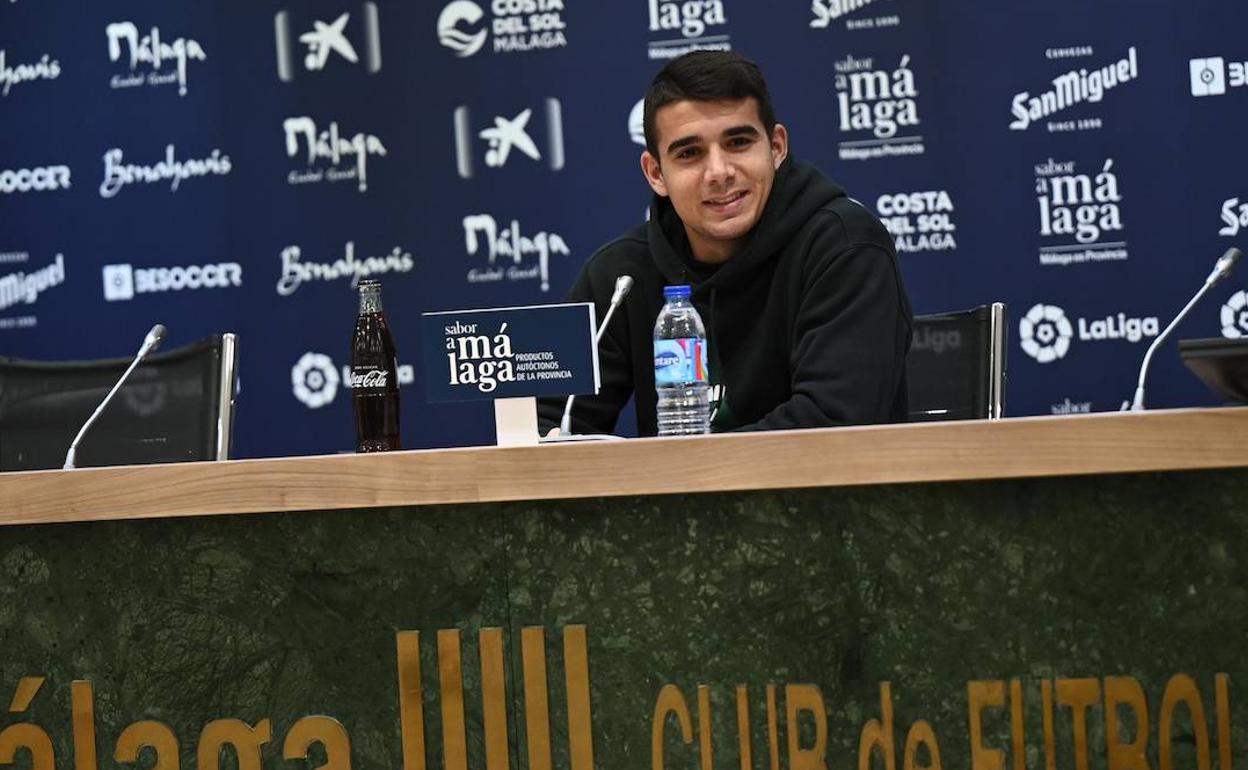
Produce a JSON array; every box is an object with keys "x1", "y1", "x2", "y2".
[{"x1": 2, "y1": 0, "x2": 1246, "y2": 458}]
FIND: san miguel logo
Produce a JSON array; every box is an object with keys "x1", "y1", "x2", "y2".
[
  {"x1": 810, "y1": 0, "x2": 899, "y2": 31},
  {"x1": 105, "y1": 22, "x2": 206, "y2": 96},
  {"x1": 1009, "y1": 46, "x2": 1139, "y2": 132}
]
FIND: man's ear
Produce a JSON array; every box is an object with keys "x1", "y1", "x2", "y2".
[
  {"x1": 770, "y1": 123, "x2": 789, "y2": 169},
  {"x1": 640, "y1": 151, "x2": 669, "y2": 197}
]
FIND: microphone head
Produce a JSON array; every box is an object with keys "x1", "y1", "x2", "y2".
[
  {"x1": 1216, "y1": 247, "x2": 1242, "y2": 278},
  {"x1": 611, "y1": 275, "x2": 635, "y2": 304},
  {"x1": 145, "y1": 323, "x2": 167, "y2": 352}
]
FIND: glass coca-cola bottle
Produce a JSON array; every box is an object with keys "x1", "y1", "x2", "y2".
[{"x1": 351, "y1": 279, "x2": 401, "y2": 452}]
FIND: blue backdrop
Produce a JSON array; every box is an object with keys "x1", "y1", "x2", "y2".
[{"x1": 3, "y1": 0, "x2": 1246, "y2": 457}]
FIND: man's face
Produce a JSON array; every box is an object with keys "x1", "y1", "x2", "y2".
[{"x1": 641, "y1": 97, "x2": 788, "y2": 264}]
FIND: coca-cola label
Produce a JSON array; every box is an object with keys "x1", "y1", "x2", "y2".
[{"x1": 350, "y1": 366, "x2": 389, "y2": 390}]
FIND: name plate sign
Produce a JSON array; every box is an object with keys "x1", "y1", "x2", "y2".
[{"x1": 422, "y1": 302, "x2": 600, "y2": 403}]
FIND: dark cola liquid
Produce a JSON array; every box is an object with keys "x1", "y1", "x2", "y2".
[{"x1": 351, "y1": 307, "x2": 401, "y2": 452}]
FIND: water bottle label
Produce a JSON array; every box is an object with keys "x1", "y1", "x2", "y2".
[{"x1": 653, "y1": 338, "x2": 708, "y2": 385}]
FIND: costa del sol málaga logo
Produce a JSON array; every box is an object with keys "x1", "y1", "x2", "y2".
[
  {"x1": 292, "y1": 352, "x2": 340, "y2": 408},
  {"x1": 438, "y1": 1, "x2": 488, "y2": 57},
  {"x1": 1020, "y1": 303, "x2": 1073, "y2": 363}
]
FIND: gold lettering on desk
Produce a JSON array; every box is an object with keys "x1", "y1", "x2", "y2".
[
  {"x1": 115, "y1": 721, "x2": 179, "y2": 770},
  {"x1": 1161, "y1": 675, "x2": 1210, "y2": 770},
  {"x1": 197, "y1": 718, "x2": 271, "y2": 770},
  {"x1": 653, "y1": 684, "x2": 694, "y2": 770},
  {"x1": 394, "y1": 625, "x2": 595, "y2": 770},
  {"x1": 965, "y1": 676, "x2": 1233, "y2": 770},
  {"x1": 969, "y1": 680, "x2": 1005, "y2": 770},
  {"x1": 0, "y1": 676, "x2": 53, "y2": 770},
  {"x1": 522, "y1": 627, "x2": 553, "y2": 770},
  {"x1": 789, "y1": 684, "x2": 828, "y2": 770},
  {"x1": 284, "y1": 716, "x2": 351, "y2": 770},
  {"x1": 1105, "y1": 677, "x2": 1149, "y2": 770},
  {"x1": 1058, "y1": 678, "x2": 1101, "y2": 770}
]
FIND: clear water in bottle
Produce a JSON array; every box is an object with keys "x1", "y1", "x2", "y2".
[{"x1": 653, "y1": 285, "x2": 710, "y2": 436}]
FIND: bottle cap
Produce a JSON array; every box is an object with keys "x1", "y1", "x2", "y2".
[{"x1": 663, "y1": 285, "x2": 691, "y2": 299}]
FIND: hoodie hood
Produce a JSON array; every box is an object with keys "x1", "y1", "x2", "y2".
[{"x1": 646, "y1": 156, "x2": 848, "y2": 290}]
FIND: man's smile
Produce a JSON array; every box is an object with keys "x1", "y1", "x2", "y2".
[{"x1": 705, "y1": 190, "x2": 748, "y2": 212}]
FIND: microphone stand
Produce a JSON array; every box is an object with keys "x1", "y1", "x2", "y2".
[
  {"x1": 64, "y1": 324, "x2": 167, "y2": 469},
  {"x1": 1129, "y1": 248, "x2": 1241, "y2": 411},
  {"x1": 559, "y1": 276, "x2": 633, "y2": 436}
]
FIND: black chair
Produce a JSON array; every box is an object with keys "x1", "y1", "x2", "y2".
[
  {"x1": 0, "y1": 334, "x2": 238, "y2": 471},
  {"x1": 906, "y1": 304, "x2": 1006, "y2": 422}
]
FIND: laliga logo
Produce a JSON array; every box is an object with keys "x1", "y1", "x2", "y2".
[
  {"x1": 292, "y1": 352, "x2": 340, "y2": 409},
  {"x1": 1223, "y1": 291, "x2": 1248, "y2": 338},
  {"x1": 438, "y1": 1, "x2": 487, "y2": 57},
  {"x1": 628, "y1": 98, "x2": 645, "y2": 146},
  {"x1": 1019, "y1": 303, "x2": 1073, "y2": 364}
]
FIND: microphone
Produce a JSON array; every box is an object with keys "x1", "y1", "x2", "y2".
[
  {"x1": 559, "y1": 276, "x2": 634, "y2": 435},
  {"x1": 63, "y1": 324, "x2": 167, "y2": 470},
  {"x1": 1129, "y1": 247, "x2": 1241, "y2": 411}
]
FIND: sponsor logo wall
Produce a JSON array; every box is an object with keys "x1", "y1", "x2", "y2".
[{"x1": 2, "y1": 0, "x2": 1245, "y2": 457}]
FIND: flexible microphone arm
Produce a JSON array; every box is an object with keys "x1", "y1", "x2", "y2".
[
  {"x1": 560, "y1": 276, "x2": 634, "y2": 435},
  {"x1": 64, "y1": 324, "x2": 167, "y2": 470},
  {"x1": 1130, "y1": 247, "x2": 1241, "y2": 411}
]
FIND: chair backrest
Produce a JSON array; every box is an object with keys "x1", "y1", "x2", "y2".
[
  {"x1": 0, "y1": 334, "x2": 238, "y2": 471},
  {"x1": 906, "y1": 304, "x2": 1006, "y2": 422}
]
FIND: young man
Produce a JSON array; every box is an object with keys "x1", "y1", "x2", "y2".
[{"x1": 539, "y1": 51, "x2": 912, "y2": 436}]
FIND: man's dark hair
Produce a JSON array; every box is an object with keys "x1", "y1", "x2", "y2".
[{"x1": 643, "y1": 50, "x2": 777, "y2": 159}]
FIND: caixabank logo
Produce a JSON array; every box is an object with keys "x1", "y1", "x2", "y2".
[
  {"x1": 105, "y1": 22, "x2": 206, "y2": 97},
  {"x1": 437, "y1": 0, "x2": 568, "y2": 58},
  {"x1": 810, "y1": 0, "x2": 900, "y2": 32},
  {"x1": 453, "y1": 99, "x2": 564, "y2": 179},
  {"x1": 834, "y1": 53, "x2": 924, "y2": 161},
  {"x1": 646, "y1": 0, "x2": 730, "y2": 60},
  {"x1": 1019, "y1": 302, "x2": 1158, "y2": 364},
  {"x1": 1033, "y1": 157, "x2": 1128, "y2": 267},
  {"x1": 1009, "y1": 46, "x2": 1139, "y2": 132},
  {"x1": 274, "y1": 3, "x2": 381, "y2": 82}
]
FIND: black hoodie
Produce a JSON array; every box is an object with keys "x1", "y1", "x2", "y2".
[{"x1": 538, "y1": 157, "x2": 912, "y2": 436}]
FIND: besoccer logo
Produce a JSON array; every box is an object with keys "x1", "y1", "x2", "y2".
[
  {"x1": 1223, "y1": 290, "x2": 1248, "y2": 338},
  {"x1": 438, "y1": 1, "x2": 487, "y2": 57},
  {"x1": 1020, "y1": 303, "x2": 1073, "y2": 363},
  {"x1": 292, "y1": 352, "x2": 340, "y2": 408}
]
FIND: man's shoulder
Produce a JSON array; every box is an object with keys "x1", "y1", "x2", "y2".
[
  {"x1": 582, "y1": 223, "x2": 651, "y2": 275},
  {"x1": 567, "y1": 222, "x2": 654, "y2": 299},
  {"x1": 805, "y1": 195, "x2": 894, "y2": 252}
]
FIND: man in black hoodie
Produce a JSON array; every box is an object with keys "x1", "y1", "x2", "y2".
[{"x1": 539, "y1": 51, "x2": 912, "y2": 436}]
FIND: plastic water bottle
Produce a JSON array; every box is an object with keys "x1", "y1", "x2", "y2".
[{"x1": 653, "y1": 285, "x2": 710, "y2": 435}]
